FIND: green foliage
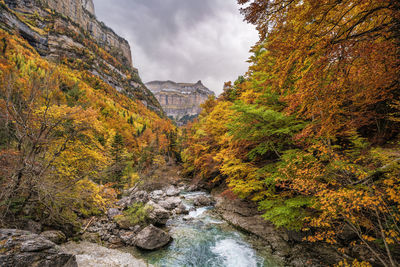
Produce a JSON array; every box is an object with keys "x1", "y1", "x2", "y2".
[
  {"x1": 115, "y1": 203, "x2": 153, "y2": 226},
  {"x1": 228, "y1": 101, "x2": 305, "y2": 160},
  {"x1": 128, "y1": 115, "x2": 134, "y2": 124},
  {"x1": 66, "y1": 83, "x2": 85, "y2": 107},
  {"x1": 259, "y1": 196, "x2": 313, "y2": 231}
]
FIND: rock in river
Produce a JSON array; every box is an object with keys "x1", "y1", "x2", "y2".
[
  {"x1": 147, "y1": 201, "x2": 171, "y2": 225},
  {"x1": 165, "y1": 185, "x2": 180, "y2": 196},
  {"x1": 158, "y1": 196, "x2": 182, "y2": 210},
  {"x1": 134, "y1": 225, "x2": 171, "y2": 250},
  {"x1": 193, "y1": 195, "x2": 214, "y2": 207}
]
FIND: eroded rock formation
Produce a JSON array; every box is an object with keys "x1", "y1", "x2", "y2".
[
  {"x1": 146, "y1": 80, "x2": 215, "y2": 124},
  {"x1": 0, "y1": 229, "x2": 77, "y2": 267},
  {"x1": 1, "y1": 0, "x2": 163, "y2": 114}
]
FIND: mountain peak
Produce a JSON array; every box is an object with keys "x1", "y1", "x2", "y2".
[{"x1": 146, "y1": 80, "x2": 215, "y2": 125}]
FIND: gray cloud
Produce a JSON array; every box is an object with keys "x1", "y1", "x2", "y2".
[{"x1": 92, "y1": 0, "x2": 258, "y2": 94}]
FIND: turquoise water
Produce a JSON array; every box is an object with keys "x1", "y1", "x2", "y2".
[{"x1": 129, "y1": 192, "x2": 279, "y2": 267}]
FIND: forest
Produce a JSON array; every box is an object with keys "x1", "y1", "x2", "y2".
[
  {"x1": 0, "y1": 0, "x2": 399, "y2": 266},
  {"x1": 182, "y1": 1, "x2": 400, "y2": 266},
  {"x1": 0, "y1": 28, "x2": 178, "y2": 232}
]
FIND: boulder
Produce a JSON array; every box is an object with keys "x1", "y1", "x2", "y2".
[
  {"x1": 147, "y1": 202, "x2": 171, "y2": 225},
  {"x1": 107, "y1": 208, "x2": 123, "y2": 220},
  {"x1": 130, "y1": 190, "x2": 150, "y2": 203},
  {"x1": 174, "y1": 203, "x2": 189, "y2": 215},
  {"x1": 131, "y1": 225, "x2": 142, "y2": 233},
  {"x1": 193, "y1": 195, "x2": 214, "y2": 207},
  {"x1": 116, "y1": 197, "x2": 131, "y2": 210},
  {"x1": 62, "y1": 241, "x2": 150, "y2": 267},
  {"x1": 149, "y1": 190, "x2": 165, "y2": 201},
  {"x1": 0, "y1": 229, "x2": 77, "y2": 267},
  {"x1": 178, "y1": 185, "x2": 186, "y2": 191},
  {"x1": 158, "y1": 197, "x2": 182, "y2": 210},
  {"x1": 40, "y1": 230, "x2": 67, "y2": 245},
  {"x1": 187, "y1": 184, "x2": 199, "y2": 192},
  {"x1": 165, "y1": 185, "x2": 180, "y2": 196},
  {"x1": 134, "y1": 225, "x2": 171, "y2": 250},
  {"x1": 158, "y1": 200, "x2": 174, "y2": 210}
]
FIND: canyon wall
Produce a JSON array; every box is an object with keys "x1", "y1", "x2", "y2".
[
  {"x1": 146, "y1": 80, "x2": 215, "y2": 125},
  {"x1": 1, "y1": 0, "x2": 163, "y2": 114}
]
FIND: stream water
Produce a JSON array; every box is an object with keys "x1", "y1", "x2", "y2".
[{"x1": 125, "y1": 191, "x2": 279, "y2": 267}]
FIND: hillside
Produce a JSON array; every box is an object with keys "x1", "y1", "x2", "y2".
[
  {"x1": 1, "y1": 0, "x2": 163, "y2": 114},
  {"x1": 0, "y1": 0, "x2": 176, "y2": 232}
]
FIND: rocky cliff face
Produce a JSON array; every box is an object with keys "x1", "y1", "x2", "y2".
[
  {"x1": 1, "y1": 0, "x2": 163, "y2": 114},
  {"x1": 146, "y1": 80, "x2": 215, "y2": 124}
]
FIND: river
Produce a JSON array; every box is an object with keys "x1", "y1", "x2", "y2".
[{"x1": 123, "y1": 191, "x2": 280, "y2": 267}]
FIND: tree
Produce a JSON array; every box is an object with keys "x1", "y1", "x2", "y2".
[
  {"x1": 109, "y1": 132, "x2": 126, "y2": 184},
  {"x1": 182, "y1": 1, "x2": 400, "y2": 265},
  {"x1": 0, "y1": 65, "x2": 110, "y2": 228},
  {"x1": 239, "y1": 0, "x2": 400, "y2": 141}
]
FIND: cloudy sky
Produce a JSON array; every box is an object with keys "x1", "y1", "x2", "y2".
[{"x1": 92, "y1": 0, "x2": 259, "y2": 95}]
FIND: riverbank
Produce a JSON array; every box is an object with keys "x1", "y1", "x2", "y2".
[
  {"x1": 1, "y1": 164, "x2": 346, "y2": 267},
  {"x1": 120, "y1": 190, "x2": 279, "y2": 266},
  {"x1": 213, "y1": 194, "x2": 343, "y2": 266}
]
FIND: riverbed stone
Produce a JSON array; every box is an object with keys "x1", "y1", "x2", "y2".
[
  {"x1": 134, "y1": 225, "x2": 171, "y2": 250},
  {"x1": 174, "y1": 203, "x2": 189, "y2": 215},
  {"x1": 119, "y1": 230, "x2": 136, "y2": 245},
  {"x1": 149, "y1": 190, "x2": 165, "y2": 201},
  {"x1": 40, "y1": 230, "x2": 67, "y2": 245},
  {"x1": 130, "y1": 190, "x2": 150, "y2": 203},
  {"x1": 157, "y1": 200, "x2": 175, "y2": 210},
  {"x1": 187, "y1": 184, "x2": 200, "y2": 192},
  {"x1": 147, "y1": 202, "x2": 171, "y2": 225},
  {"x1": 62, "y1": 241, "x2": 150, "y2": 266},
  {"x1": 193, "y1": 195, "x2": 214, "y2": 206},
  {"x1": 165, "y1": 185, "x2": 180, "y2": 196},
  {"x1": 158, "y1": 196, "x2": 182, "y2": 210},
  {"x1": 114, "y1": 215, "x2": 135, "y2": 230},
  {"x1": 108, "y1": 235, "x2": 123, "y2": 247}
]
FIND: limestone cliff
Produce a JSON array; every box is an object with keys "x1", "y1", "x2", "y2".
[
  {"x1": 0, "y1": 0, "x2": 163, "y2": 114},
  {"x1": 146, "y1": 80, "x2": 215, "y2": 125}
]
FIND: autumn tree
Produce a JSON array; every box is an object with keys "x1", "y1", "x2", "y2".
[
  {"x1": 239, "y1": 0, "x2": 400, "y2": 141},
  {"x1": 0, "y1": 63, "x2": 111, "y2": 229},
  {"x1": 182, "y1": 1, "x2": 400, "y2": 265}
]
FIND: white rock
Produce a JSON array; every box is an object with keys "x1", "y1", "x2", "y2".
[{"x1": 62, "y1": 241, "x2": 152, "y2": 267}]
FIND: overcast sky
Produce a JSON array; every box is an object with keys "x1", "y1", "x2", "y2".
[{"x1": 92, "y1": 0, "x2": 258, "y2": 95}]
